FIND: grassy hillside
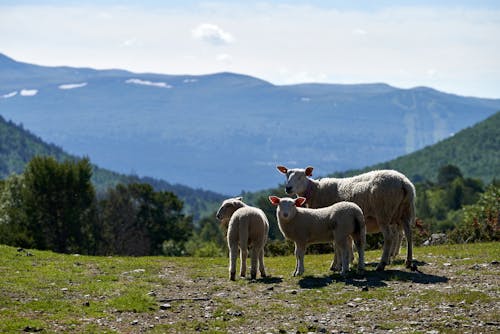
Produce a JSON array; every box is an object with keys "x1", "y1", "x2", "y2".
[
  {"x1": 335, "y1": 111, "x2": 500, "y2": 183},
  {"x1": 0, "y1": 115, "x2": 224, "y2": 220},
  {"x1": 0, "y1": 243, "x2": 498, "y2": 333}
]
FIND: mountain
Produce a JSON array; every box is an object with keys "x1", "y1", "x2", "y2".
[
  {"x1": 0, "y1": 114, "x2": 225, "y2": 220},
  {"x1": 1, "y1": 53, "x2": 500, "y2": 194},
  {"x1": 335, "y1": 111, "x2": 500, "y2": 183}
]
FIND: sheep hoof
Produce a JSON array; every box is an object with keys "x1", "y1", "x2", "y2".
[
  {"x1": 375, "y1": 262, "x2": 387, "y2": 271},
  {"x1": 250, "y1": 273, "x2": 257, "y2": 280},
  {"x1": 230, "y1": 272, "x2": 236, "y2": 281}
]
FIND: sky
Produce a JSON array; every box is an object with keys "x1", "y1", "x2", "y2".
[{"x1": 1, "y1": 0, "x2": 499, "y2": 98}]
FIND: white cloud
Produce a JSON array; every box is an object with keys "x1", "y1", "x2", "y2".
[
  {"x1": 352, "y1": 28, "x2": 367, "y2": 36},
  {"x1": 216, "y1": 53, "x2": 232, "y2": 64},
  {"x1": 125, "y1": 78, "x2": 172, "y2": 88},
  {"x1": 1, "y1": 91, "x2": 18, "y2": 99},
  {"x1": 58, "y1": 82, "x2": 88, "y2": 90},
  {"x1": 192, "y1": 23, "x2": 234, "y2": 45},
  {"x1": 20, "y1": 89, "x2": 38, "y2": 96}
]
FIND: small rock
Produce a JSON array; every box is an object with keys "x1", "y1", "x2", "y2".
[
  {"x1": 83, "y1": 301, "x2": 90, "y2": 307},
  {"x1": 443, "y1": 263, "x2": 452, "y2": 267},
  {"x1": 361, "y1": 286, "x2": 369, "y2": 292},
  {"x1": 131, "y1": 320, "x2": 139, "y2": 325},
  {"x1": 160, "y1": 303, "x2": 171, "y2": 310}
]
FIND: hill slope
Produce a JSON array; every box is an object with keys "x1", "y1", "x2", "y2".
[
  {"x1": 335, "y1": 111, "x2": 500, "y2": 183},
  {"x1": 0, "y1": 115, "x2": 224, "y2": 219},
  {"x1": 1, "y1": 53, "x2": 500, "y2": 193}
]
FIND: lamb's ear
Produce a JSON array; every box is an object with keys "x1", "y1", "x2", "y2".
[
  {"x1": 276, "y1": 165, "x2": 288, "y2": 174},
  {"x1": 269, "y1": 196, "x2": 281, "y2": 206},
  {"x1": 305, "y1": 166, "x2": 314, "y2": 177},
  {"x1": 295, "y1": 197, "x2": 307, "y2": 207},
  {"x1": 235, "y1": 196, "x2": 243, "y2": 201}
]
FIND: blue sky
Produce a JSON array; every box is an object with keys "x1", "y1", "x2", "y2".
[{"x1": 1, "y1": 1, "x2": 499, "y2": 98}]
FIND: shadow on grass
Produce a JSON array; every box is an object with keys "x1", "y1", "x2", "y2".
[
  {"x1": 298, "y1": 267, "x2": 448, "y2": 289},
  {"x1": 253, "y1": 276, "x2": 284, "y2": 284}
]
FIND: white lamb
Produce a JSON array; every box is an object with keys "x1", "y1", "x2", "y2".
[
  {"x1": 269, "y1": 196, "x2": 366, "y2": 276},
  {"x1": 277, "y1": 165, "x2": 416, "y2": 271},
  {"x1": 216, "y1": 197, "x2": 269, "y2": 281}
]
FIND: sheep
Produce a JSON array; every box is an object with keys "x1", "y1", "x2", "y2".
[
  {"x1": 216, "y1": 197, "x2": 269, "y2": 281},
  {"x1": 277, "y1": 165, "x2": 416, "y2": 271},
  {"x1": 269, "y1": 196, "x2": 366, "y2": 276}
]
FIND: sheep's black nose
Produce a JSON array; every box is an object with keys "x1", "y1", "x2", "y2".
[
  {"x1": 285, "y1": 186, "x2": 292, "y2": 194},
  {"x1": 283, "y1": 212, "x2": 289, "y2": 218}
]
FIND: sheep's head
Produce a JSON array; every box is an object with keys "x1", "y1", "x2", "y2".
[
  {"x1": 216, "y1": 197, "x2": 245, "y2": 226},
  {"x1": 269, "y1": 196, "x2": 306, "y2": 221},
  {"x1": 276, "y1": 165, "x2": 313, "y2": 196}
]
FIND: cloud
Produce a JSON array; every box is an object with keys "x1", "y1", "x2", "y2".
[
  {"x1": 125, "y1": 78, "x2": 172, "y2": 88},
  {"x1": 59, "y1": 82, "x2": 88, "y2": 90},
  {"x1": 192, "y1": 23, "x2": 234, "y2": 45},
  {"x1": 216, "y1": 53, "x2": 232, "y2": 64},
  {"x1": 20, "y1": 89, "x2": 38, "y2": 96},
  {"x1": 1, "y1": 91, "x2": 17, "y2": 99}
]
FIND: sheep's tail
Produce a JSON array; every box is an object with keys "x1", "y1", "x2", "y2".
[{"x1": 401, "y1": 179, "x2": 416, "y2": 269}]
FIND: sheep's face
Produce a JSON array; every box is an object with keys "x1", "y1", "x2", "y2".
[
  {"x1": 277, "y1": 165, "x2": 313, "y2": 195},
  {"x1": 269, "y1": 196, "x2": 306, "y2": 221},
  {"x1": 216, "y1": 197, "x2": 244, "y2": 221}
]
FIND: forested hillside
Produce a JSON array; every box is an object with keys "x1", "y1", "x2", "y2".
[
  {"x1": 0, "y1": 115, "x2": 224, "y2": 220},
  {"x1": 334, "y1": 111, "x2": 500, "y2": 183}
]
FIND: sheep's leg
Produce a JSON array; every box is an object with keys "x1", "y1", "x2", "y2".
[
  {"x1": 353, "y1": 233, "x2": 365, "y2": 273},
  {"x1": 403, "y1": 219, "x2": 413, "y2": 269},
  {"x1": 239, "y1": 240, "x2": 248, "y2": 278},
  {"x1": 250, "y1": 247, "x2": 258, "y2": 280},
  {"x1": 330, "y1": 243, "x2": 340, "y2": 272},
  {"x1": 294, "y1": 243, "x2": 306, "y2": 276},
  {"x1": 258, "y1": 248, "x2": 267, "y2": 278},
  {"x1": 391, "y1": 227, "x2": 403, "y2": 257},
  {"x1": 228, "y1": 243, "x2": 238, "y2": 281},
  {"x1": 389, "y1": 225, "x2": 402, "y2": 258},
  {"x1": 336, "y1": 239, "x2": 349, "y2": 275},
  {"x1": 377, "y1": 224, "x2": 393, "y2": 271}
]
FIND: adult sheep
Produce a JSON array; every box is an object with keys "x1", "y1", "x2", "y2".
[
  {"x1": 269, "y1": 196, "x2": 366, "y2": 276},
  {"x1": 216, "y1": 197, "x2": 269, "y2": 281},
  {"x1": 277, "y1": 165, "x2": 416, "y2": 271}
]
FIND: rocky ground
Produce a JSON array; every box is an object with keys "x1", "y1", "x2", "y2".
[{"x1": 98, "y1": 252, "x2": 499, "y2": 333}]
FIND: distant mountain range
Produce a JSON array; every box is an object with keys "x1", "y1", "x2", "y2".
[{"x1": 1, "y1": 53, "x2": 500, "y2": 194}]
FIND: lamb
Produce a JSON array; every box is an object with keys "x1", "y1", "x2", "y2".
[
  {"x1": 216, "y1": 197, "x2": 269, "y2": 281},
  {"x1": 269, "y1": 196, "x2": 366, "y2": 276},
  {"x1": 277, "y1": 165, "x2": 416, "y2": 271}
]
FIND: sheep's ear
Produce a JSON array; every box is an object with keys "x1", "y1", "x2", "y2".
[
  {"x1": 305, "y1": 166, "x2": 314, "y2": 177},
  {"x1": 276, "y1": 165, "x2": 288, "y2": 174},
  {"x1": 269, "y1": 196, "x2": 280, "y2": 206},
  {"x1": 295, "y1": 197, "x2": 307, "y2": 207},
  {"x1": 235, "y1": 196, "x2": 243, "y2": 201}
]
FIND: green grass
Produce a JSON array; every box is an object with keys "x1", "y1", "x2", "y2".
[{"x1": 0, "y1": 242, "x2": 499, "y2": 333}]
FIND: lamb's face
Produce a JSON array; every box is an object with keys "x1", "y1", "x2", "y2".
[
  {"x1": 277, "y1": 166, "x2": 313, "y2": 195},
  {"x1": 276, "y1": 198, "x2": 298, "y2": 221},
  {"x1": 269, "y1": 196, "x2": 306, "y2": 222},
  {"x1": 216, "y1": 197, "x2": 243, "y2": 221}
]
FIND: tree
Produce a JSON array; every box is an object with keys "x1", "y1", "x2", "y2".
[
  {"x1": 21, "y1": 157, "x2": 97, "y2": 253},
  {"x1": 0, "y1": 174, "x2": 31, "y2": 247},
  {"x1": 437, "y1": 164, "x2": 462, "y2": 186},
  {"x1": 98, "y1": 183, "x2": 193, "y2": 256}
]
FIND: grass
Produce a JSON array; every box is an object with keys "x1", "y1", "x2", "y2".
[{"x1": 0, "y1": 242, "x2": 499, "y2": 333}]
